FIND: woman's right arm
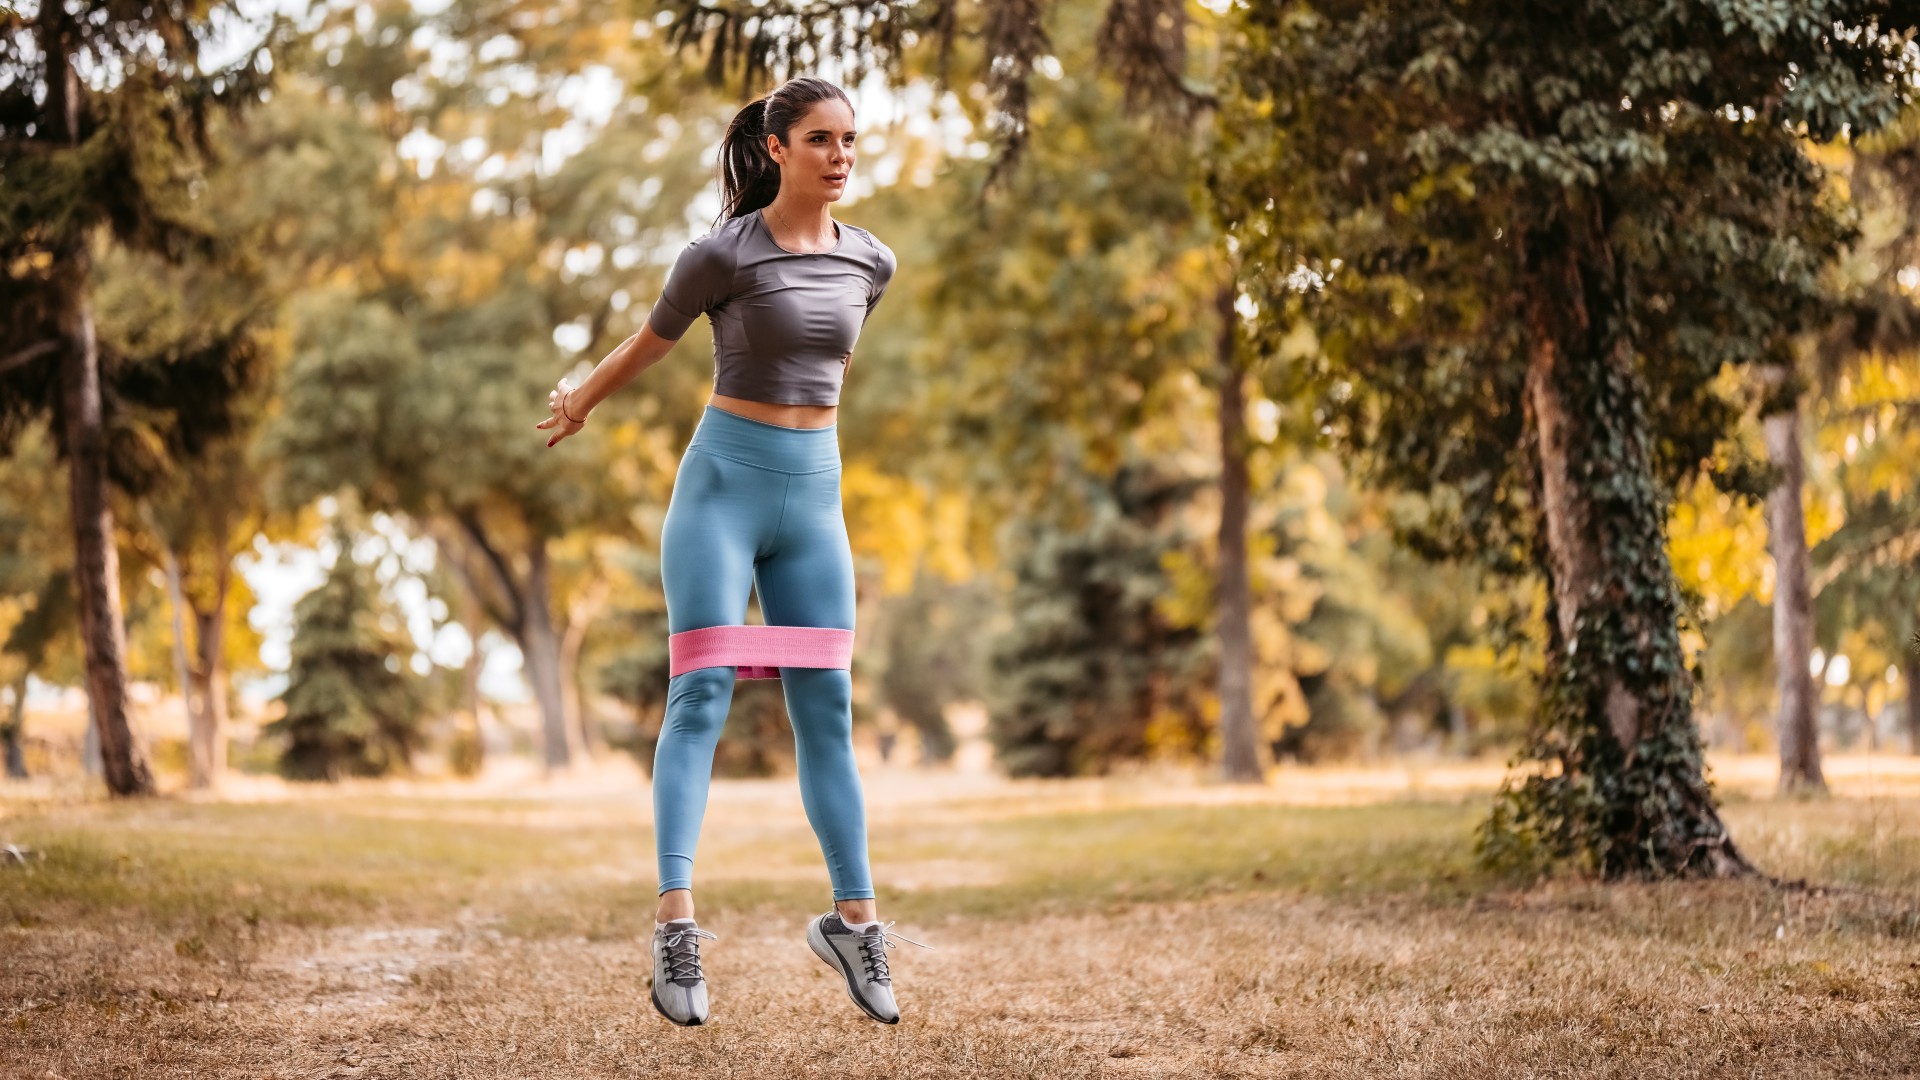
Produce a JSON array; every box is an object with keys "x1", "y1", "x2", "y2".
[
  {"x1": 540, "y1": 232, "x2": 730, "y2": 445},
  {"x1": 568, "y1": 322, "x2": 680, "y2": 416},
  {"x1": 538, "y1": 323, "x2": 679, "y2": 445}
]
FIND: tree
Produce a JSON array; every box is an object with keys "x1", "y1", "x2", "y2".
[
  {"x1": 266, "y1": 524, "x2": 426, "y2": 781},
  {"x1": 1762, "y1": 353, "x2": 1827, "y2": 793},
  {"x1": 987, "y1": 455, "x2": 1213, "y2": 776},
  {"x1": 261, "y1": 1, "x2": 726, "y2": 773},
  {"x1": 0, "y1": 1, "x2": 289, "y2": 794},
  {"x1": 1212, "y1": 1, "x2": 1913, "y2": 876},
  {"x1": 0, "y1": 424, "x2": 77, "y2": 779},
  {"x1": 1762, "y1": 112, "x2": 1920, "y2": 793},
  {"x1": 1800, "y1": 107, "x2": 1920, "y2": 759},
  {"x1": 873, "y1": 570, "x2": 994, "y2": 763},
  {"x1": 128, "y1": 430, "x2": 268, "y2": 791}
]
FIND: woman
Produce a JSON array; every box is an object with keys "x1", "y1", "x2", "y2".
[{"x1": 535, "y1": 77, "x2": 924, "y2": 1027}]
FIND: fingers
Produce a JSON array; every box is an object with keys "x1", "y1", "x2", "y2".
[{"x1": 541, "y1": 378, "x2": 578, "y2": 447}]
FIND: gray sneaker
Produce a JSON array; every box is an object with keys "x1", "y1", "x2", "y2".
[
  {"x1": 650, "y1": 918, "x2": 717, "y2": 1026},
  {"x1": 805, "y1": 911, "x2": 931, "y2": 1024}
]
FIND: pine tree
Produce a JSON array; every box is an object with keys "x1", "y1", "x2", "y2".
[
  {"x1": 266, "y1": 531, "x2": 424, "y2": 781},
  {"x1": 987, "y1": 458, "x2": 1213, "y2": 777}
]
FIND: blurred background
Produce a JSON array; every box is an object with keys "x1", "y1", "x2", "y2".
[{"x1": 4, "y1": 0, "x2": 1918, "y2": 800}]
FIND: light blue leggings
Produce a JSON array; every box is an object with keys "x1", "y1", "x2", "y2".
[{"x1": 654, "y1": 404, "x2": 873, "y2": 902}]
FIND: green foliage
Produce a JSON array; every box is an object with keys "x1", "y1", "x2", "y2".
[
  {"x1": 894, "y1": 0, "x2": 1220, "y2": 521},
  {"x1": 875, "y1": 570, "x2": 995, "y2": 763},
  {"x1": 986, "y1": 457, "x2": 1213, "y2": 776},
  {"x1": 1217, "y1": 0, "x2": 1914, "y2": 875},
  {"x1": 264, "y1": 527, "x2": 425, "y2": 780},
  {"x1": 0, "y1": 8, "x2": 287, "y2": 458},
  {"x1": 1270, "y1": 462, "x2": 1442, "y2": 761},
  {"x1": 592, "y1": 603, "x2": 674, "y2": 775}
]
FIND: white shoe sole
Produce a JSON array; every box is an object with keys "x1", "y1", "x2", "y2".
[
  {"x1": 807, "y1": 916, "x2": 900, "y2": 1024},
  {"x1": 650, "y1": 981, "x2": 707, "y2": 1027}
]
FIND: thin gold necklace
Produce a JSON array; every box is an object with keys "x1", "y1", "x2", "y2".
[{"x1": 767, "y1": 204, "x2": 835, "y2": 254}]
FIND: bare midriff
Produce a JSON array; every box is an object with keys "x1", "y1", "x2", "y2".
[{"x1": 708, "y1": 391, "x2": 839, "y2": 430}]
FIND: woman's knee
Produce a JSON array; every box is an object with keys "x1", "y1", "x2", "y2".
[
  {"x1": 787, "y1": 668, "x2": 854, "y2": 742},
  {"x1": 661, "y1": 666, "x2": 736, "y2": 740}
]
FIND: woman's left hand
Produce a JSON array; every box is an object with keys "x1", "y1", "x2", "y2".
[{"x1": 536, "y1": 378, "x2": 587, "y2": 447}]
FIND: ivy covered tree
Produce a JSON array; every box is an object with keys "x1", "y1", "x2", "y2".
[
  {"x1": 266, "y1": 527, "x2": 425, "y2": 781},
  {"x1": 1212, "y1": 1, "x2": 1915, "y2": 876}
]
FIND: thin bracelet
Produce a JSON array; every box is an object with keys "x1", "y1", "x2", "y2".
[{"x1": 561, "y1": 388, "x2": 587, "y2": 424}]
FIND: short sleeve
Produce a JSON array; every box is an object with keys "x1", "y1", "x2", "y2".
[
  {"x1": 864, "y1": 239, "x2": 897, "y2": 323},
  {"x1": 647, "y1": 232, "x2": 736, "y2": 340}
]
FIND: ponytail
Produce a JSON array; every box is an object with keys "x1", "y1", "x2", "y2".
[
  {"x1": 715, "y1": 78, "x2": 853, "y2": 224},
  {"x1": 719, "y1": 97, "x2": 780, "y2": 221}
]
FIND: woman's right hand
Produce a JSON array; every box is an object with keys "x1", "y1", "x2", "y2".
[{"x1": 536, "y1": 378, "x2": 587, "y2": 447}]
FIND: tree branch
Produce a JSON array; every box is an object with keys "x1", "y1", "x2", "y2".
[
  {"x1": 453, "y1": 509, "x2": 526, "y2": 629},
  {"x1": 0, "y1": 341, "x2": 59, "y2": 378},
  {"x1": 427, "y1": 521, "x2": 518, "y2": 632},
  {"x1": 1812, "y1": 522, "x2": 1920, "y2": 594}
]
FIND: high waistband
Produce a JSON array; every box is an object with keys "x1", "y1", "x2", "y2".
[{"x1": 686, "y1": 404, "x2": 840, "y2": 474}]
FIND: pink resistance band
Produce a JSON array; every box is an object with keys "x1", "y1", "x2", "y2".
[{"x1": 667, "y1": 625, "x2": 856, "y2": 680}]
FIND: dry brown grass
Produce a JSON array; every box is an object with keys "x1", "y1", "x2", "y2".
[{"x1": 4, "y1": 756, "x2": 1919, "y2": 1078}]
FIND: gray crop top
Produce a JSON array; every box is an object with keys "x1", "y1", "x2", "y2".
[{"x1": 646, "y1": 207, "x2": 897, "y2": 407}]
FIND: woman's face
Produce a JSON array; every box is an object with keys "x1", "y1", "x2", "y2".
[{"x1": 768, "y1": 98, "x2": 856, "y2": 203}]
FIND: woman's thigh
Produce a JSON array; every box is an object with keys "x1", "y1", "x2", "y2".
[
  {"x1": 660, "y1": 448, "x2": 782, "y2": 632},
  {"x1": 753, "y1": 467, "x2": 855, "y2": 632}
]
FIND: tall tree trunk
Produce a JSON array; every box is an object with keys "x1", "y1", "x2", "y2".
[
  {"x1": 446, "y1": 517, "x2": 571, "y2": 772},
  {"x1": 1762, "y1": 373, "x2": 1825, "y2": 795},
  {"x1": 461, "y1": 586, "x2": 488, "y2": 772},
  {"x1": 520, "y1": 540, "x2": 573, "y2": 773},
  {"x1": 1214, "y1": 281, "x2": 1262, "y2": 783},
  {"x1": 160, "y1": 542, "x2": 210, "y2": 787},
  {"x1": 560, "y1": 578, "x2": 610, "y2": 760},
  {"x1": 1517, "y1": 226, "x2": 1748, "y2": 877},
  {"x1": 188, "y1": 556, "x2": 231, "y2": 786},
  {"x1": 58, "y1": 253, "x2": 150, "y2": 797},
  {"x1": 46, "y1": 1, "x2": 150, "y2": 797},
  {"x1": 83, "y1": 697, "x2": 102, "y2": 778},
  {"x1": 1906, "y1": 649, "x2": 1920, "y2": 755},
  {"x1": 3, "y1": 673, "x2": 28, "y2": 780}
]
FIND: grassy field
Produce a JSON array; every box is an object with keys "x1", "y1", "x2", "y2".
[{"x1": 3, "y1": 756, "x2": 1919, "y2": 1078}]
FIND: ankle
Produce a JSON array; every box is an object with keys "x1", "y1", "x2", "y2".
[
  {"x1": 834, "y1": 898, "x2": 878, "y2": 924},
  {"x1": 656, "y1": 888, "x2": 695, "y2": 925}
]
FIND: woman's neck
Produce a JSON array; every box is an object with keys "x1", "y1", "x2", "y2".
[{"x1": 763, "y1": 197, "x2": 836, "y2": 246}]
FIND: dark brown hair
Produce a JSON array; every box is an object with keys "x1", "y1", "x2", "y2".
[{"x1": 716, "y1": 77, "x2": 853, "y2": 223}]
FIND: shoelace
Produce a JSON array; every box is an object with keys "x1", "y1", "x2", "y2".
[
  {"x1": 659, "y1": 925, "x2": 718, "y2": 983},
  {"x1": 855, "y1": 921, "x2": 932, "y2": 985}
]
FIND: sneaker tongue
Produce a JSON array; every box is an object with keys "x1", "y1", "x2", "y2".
[{"x1": 662, "y1": 917, "x2": 697, "y2": 929}]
